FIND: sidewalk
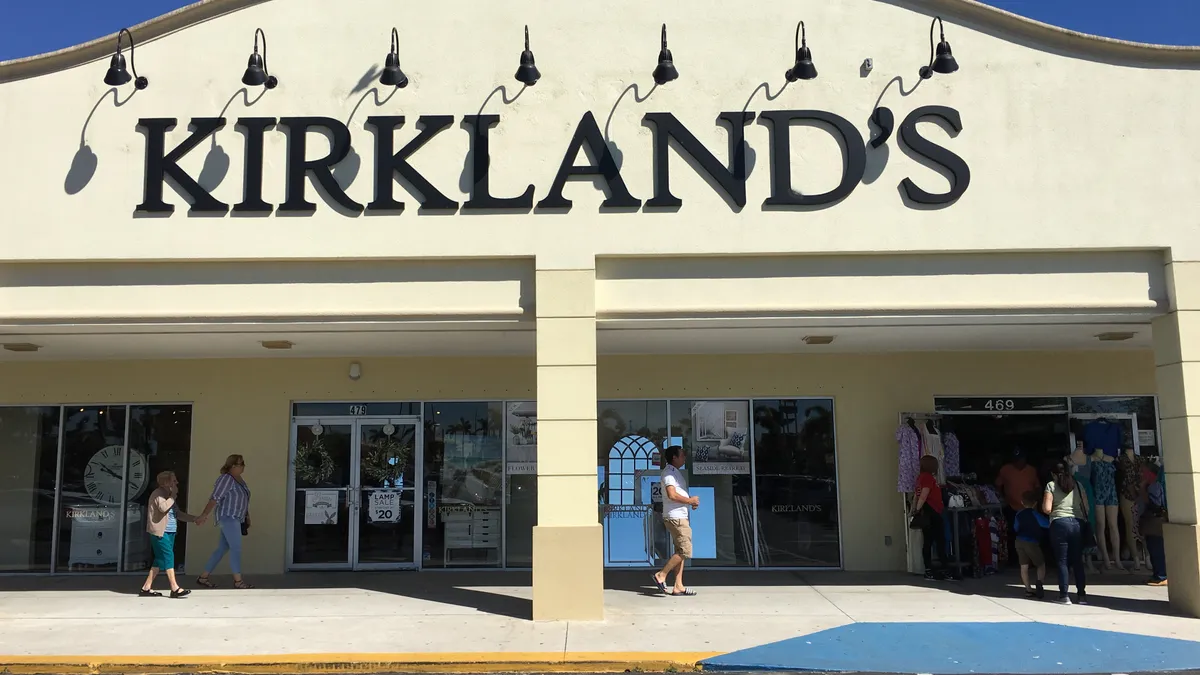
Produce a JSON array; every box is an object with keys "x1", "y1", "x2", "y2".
[{"x1": 0, "y1": 570, "x2": 1194, "y2": 673}]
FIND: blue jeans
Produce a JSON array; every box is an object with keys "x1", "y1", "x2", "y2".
[
  {"x1": 1146, "y1": 535, "x2": 1167, "y2": 581},
  {"x1": 203, "y1": 517, "x2": 243, "y2": 575},
  {"x1": 1050, "y1": 517, "x2": 1086, "y2": 597}
]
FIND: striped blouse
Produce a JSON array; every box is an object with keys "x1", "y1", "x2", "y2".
[{"x1": 210, "y1": 473, "x2": 251, "y2": 521}]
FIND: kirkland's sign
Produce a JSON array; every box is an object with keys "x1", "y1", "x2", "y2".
[{"x1": 134, "y1": 105, "x2": 969, "y2": 215}]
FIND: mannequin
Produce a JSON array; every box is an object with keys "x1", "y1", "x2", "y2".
[
  {"x1": 1117, "y1": 446, "x2": 1144, "y2": 570},
  {"x1": 1088, "y1": 446, "x2": 1120, "y2": 569},
  {"x1": 1070, "y1": 441, "x2": 1099, "y2": 573}
]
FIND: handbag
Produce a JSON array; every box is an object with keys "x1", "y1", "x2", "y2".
[
  {"x1": 241, "y1": 522, "x2": 250, "y2": 536},
  {"x1": 1079, "y1": 519, "x2": 1096, "y2": 549},
  {"x1": 909, "y1": 508, "x2": 929, "y2": 530}
]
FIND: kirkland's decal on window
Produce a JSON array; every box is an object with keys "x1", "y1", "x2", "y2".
[{"x1": 133, "y1": 106, "x2": 968, "y2": 216}]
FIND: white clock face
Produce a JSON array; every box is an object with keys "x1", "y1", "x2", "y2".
[{"x1": 84, "y1": 445, "x2": 148, "y2": 505}]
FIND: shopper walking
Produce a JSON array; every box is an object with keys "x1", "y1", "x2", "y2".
[
  {"x1": 910, "y1": 455, "x2": 947, "y2": 581},
  {"x1": 653, "y1": 443, "x2": 699, "y2": 596},
  {"x1": 1013, "y1": 490, "x2": 1048, "y2": 599},
  {"x1": 996, "y1": 448, "x2": 1040, "y2": 566},
  {"x1": 139, "y1": 471, "x2": 196, "y2": 598},
  {"x1": 195, "y1": 454, "x2": 253, "y2": 589},
  {"x1": 1141, "y1": 462, "x2": 1168, "y2": 586},
  {"x1": 1043, "y1": 461, "x2": 1090, "y2": 605}
]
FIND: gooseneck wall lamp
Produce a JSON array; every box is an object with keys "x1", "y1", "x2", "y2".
[
  {"x1": 380, "y1": 28, "x2": 410, "y2": 88},
  {"x1": 514, "y1": 25, "x2": 541, "y2": 86},
  {"x1": 919, "y1": 16, "x2": 959, "y2": 79},
  {"x1": 103, "y1": 28, "x2": 148, "y2": 89},
  {"x1": 652, "y1": 24, "x2": 678, "y2": 85},
  {"x1": 784, "y1": 21, "x2": 817, "y2": 82},
  {"x1": 241, "y1": 28, "x2": 278, "y2": 89}
]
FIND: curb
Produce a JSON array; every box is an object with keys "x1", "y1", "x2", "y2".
[{"x1": 0, "y1": 652, "x2": 720, "y2": 674}]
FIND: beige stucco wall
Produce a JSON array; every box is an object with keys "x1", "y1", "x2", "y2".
[
  {"x1": 0, "y1": 0, "x2": 1198, "y2": 271},
  {"x1": 0, "y1": 349, "x2": 1155, "y2": 574}
]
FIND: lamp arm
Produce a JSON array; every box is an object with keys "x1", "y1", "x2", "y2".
[
  {"x1": 392, "y1": 27, "x2": 399, "y2": 56},
  {"x1": 926, "y1": 16, "x2": 941, "y2": 71},
  {"x1": 661, "y1": 24, "x2": 667, "y2": 50},
  {"x1": 118, "y1": 28, "x2": 140, "y2": 80},
  {"x1": 524, "y1": 25, "x2": 531, "y2": 52},
  {"x1": 795, "y1": 21, "x2": 805, "y2": 52},
  {"x1": 255, "y1": 27, "x2": 271, "y2": 78}
]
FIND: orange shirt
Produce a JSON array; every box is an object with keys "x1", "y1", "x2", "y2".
[{"x1": 996, "y1": 463, "x2": 1040, "y2": 511}]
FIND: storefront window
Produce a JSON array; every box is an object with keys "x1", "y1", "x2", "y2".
[
  {"x1": 598, "y1": 401, "x2": 668, "y2": 566},
  {"x1": 671, "y1": 400, "x2": 753, "y2": 567},
  {"x1": 0, "y1": 407, "x2": 59, "y2": 573},
  {"x1": 422, "y1": 402, "x2": 503, "y2": 568},
  {"x1": 753, "y1": 399, "x2": 840, "y2": 567},
  {"x1": 57, "y1": 406, "x2": 131, "y2": 572},
  {"x1": 1070, "y1": 396, "x2": 1160, "y2": 459},
  {"x1": 123, "y1": 405, "x2": 193, "y2": 572},
  {"x1": 504, "y1": 401, "x2": 537, "y2": 567}
]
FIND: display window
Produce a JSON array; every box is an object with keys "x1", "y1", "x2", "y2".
[
  {"x1": 598, "y1": 398, "x2": 840, "y2": 569},
  {"x1": 0, "y1": 404, "x2": 194, "y2": 574}
]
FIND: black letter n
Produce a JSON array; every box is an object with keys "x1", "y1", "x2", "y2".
[{"x1": 136, "y1": 117, "x2": 228, "y2": 214}]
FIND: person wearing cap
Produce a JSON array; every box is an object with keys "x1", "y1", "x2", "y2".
[
  {"x1": 997, "y1": 448, "x2": 1041, "y2": 566},
  {"x1": 653, "y1": 443, "x2": 699, "y2": 596}
]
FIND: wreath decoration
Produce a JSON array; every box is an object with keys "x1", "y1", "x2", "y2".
[
  {"x1": 361, "y1": 434, "x2": 412, "y2": 485},
  {"x1": 294, "y1": 436, "x2": 335, "y2": 484}
]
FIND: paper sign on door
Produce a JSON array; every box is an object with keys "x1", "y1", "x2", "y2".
[{"x1": 368, "y1": 491, "x2": 401, "y2": 523}]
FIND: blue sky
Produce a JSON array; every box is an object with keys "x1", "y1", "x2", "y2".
[{"x1": 0, "y1": 0, "x2": 1196, "y2": 61}]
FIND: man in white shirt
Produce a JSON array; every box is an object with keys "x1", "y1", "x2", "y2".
[{"x1": 653, "y1": 443, "x2": 699, "y2": 596}]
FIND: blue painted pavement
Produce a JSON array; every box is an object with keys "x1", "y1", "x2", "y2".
[{"x1": 701, "y1": 622, "x2": 1200, "y2": 674}]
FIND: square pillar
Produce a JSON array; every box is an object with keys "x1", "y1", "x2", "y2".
[
  {"x1": 532, "y1": 261, "x2": 602, "y2": 621},
  {"x1": 1153, "y1": 260, "x2": 1200, "y2": 617}
]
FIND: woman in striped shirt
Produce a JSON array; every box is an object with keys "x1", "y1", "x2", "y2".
[{"x1": 195, "y1": 454, "x2": 253, "y2": 589}]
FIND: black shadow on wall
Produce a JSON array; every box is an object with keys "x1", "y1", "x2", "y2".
[
  {"x1": 65, "y1": 87, "x2": 137, "y2": 195},
  {"x1": 603, "y1": 81, "x2": 658, "y2": 171},
  {"x1": 863, "y1": 75, "x2": 921, "y2": 185}
]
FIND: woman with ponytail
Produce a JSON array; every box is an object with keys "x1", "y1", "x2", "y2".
[{"x1": 1042, "y1": 461, "x2": 1090, "y2": 605}]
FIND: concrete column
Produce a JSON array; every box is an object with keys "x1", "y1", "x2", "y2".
[
  {"x1": 1153, "y1": 260, "x2": 1200, "y2": 617},
  {"x1": 531, "y1": 259, "x2": 602, "y2": 621}
]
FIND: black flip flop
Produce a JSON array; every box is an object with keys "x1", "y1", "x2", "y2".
[{"x1": 653, "y1": 575, "x2": 669, "y2": 594}]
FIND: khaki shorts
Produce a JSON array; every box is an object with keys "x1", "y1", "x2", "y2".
[
  {"x1": 1016, "y1": 539, "x2": 1045, "y2": 568},
  {"x1": 664, "y1": 518, "x2": 693, "y2": 558}
]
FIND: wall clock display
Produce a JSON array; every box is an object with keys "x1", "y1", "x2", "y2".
[{"x1": 84, "y1": 445, "x2": 148, "y2": 505}]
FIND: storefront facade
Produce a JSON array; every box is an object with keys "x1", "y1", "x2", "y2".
[{"x1": 2, "y1": 0, "x2": 1199, "y2": 620}]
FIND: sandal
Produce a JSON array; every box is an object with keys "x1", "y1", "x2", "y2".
[
  {"x1": 234, "y1": 580, "x2": 254, "y2": 589},
  {"x1": 196, "y1": 576, "x2": 217, "y2": 588},
  {"x1": 138, "y1": 589, "x2": 163, "y2": 597},
  {"x1": 652, "y1": 574, "x2": 669, "y2": 594},
  {"x1": 672, "y1": 588, "x2": 697, "y2": 596}
]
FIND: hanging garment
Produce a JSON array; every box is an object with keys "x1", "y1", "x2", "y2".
[
  {"x1": 975, "y1": 517, "x2": 993, "y2": 575},
  {"x1": 942, "y1": 432, "x2": 961, "y2": 478},
  {"x1": 921, "y1": 426, "x2": 946, "y2": 483},
  {"x1": 897, "y1": 423, "x2": 923, "y2": 493},
  {"x1": 1084, "y1": 419, "x2": 1122, "y2": 457}
]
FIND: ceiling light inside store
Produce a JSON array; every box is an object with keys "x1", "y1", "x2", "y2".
[
  {"x1": 1096, "y1": 332, "x2": 1135, "y2": 342},
  {"x1": 2, "y1": 343, "x2": 41, "y2": 352},
  {"x1": 803, "y1": 336, "x2": 835, "y2": 345},
  {"x1": 261, "y1": 340, "x2": 295, "y2": 350}
]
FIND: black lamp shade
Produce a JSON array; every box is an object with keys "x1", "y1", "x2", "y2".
[
  {"x1": 515, "y1": 50, "x2": 540, "y2": 86},
  {"x1": 932, "y1": 40, "x2": 958, "y2": 74},
  {"x1": 786, "y1": 46, "x2": 817, "y2": 82},
  {"x1": 653, "y1": 48, "x2": 678, "y2": 85},
  {"x1": 103, "y1": 53, "x2": 132, "y2": 86},
  {"x1": 242, "y1": 51, "x2": 267, "y2": 86},
  {"x1": 380, "y1": 51, "x2": 409, "y2": 88}
]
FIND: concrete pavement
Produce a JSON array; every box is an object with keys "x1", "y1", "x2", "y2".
[{"x1": 0, "y1": 570, "x2": 1194, "y2": 672}]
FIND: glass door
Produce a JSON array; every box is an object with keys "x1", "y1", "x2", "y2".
[
  {"x1": 353, "y1": 418, "x2": 420, "y2": 569},
  {"x1": 290, "y1": 419, "x2": 354, "y2": 569},
  {"x1": 289, "y1": 417, "x2": 421, "y2": 570}
]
